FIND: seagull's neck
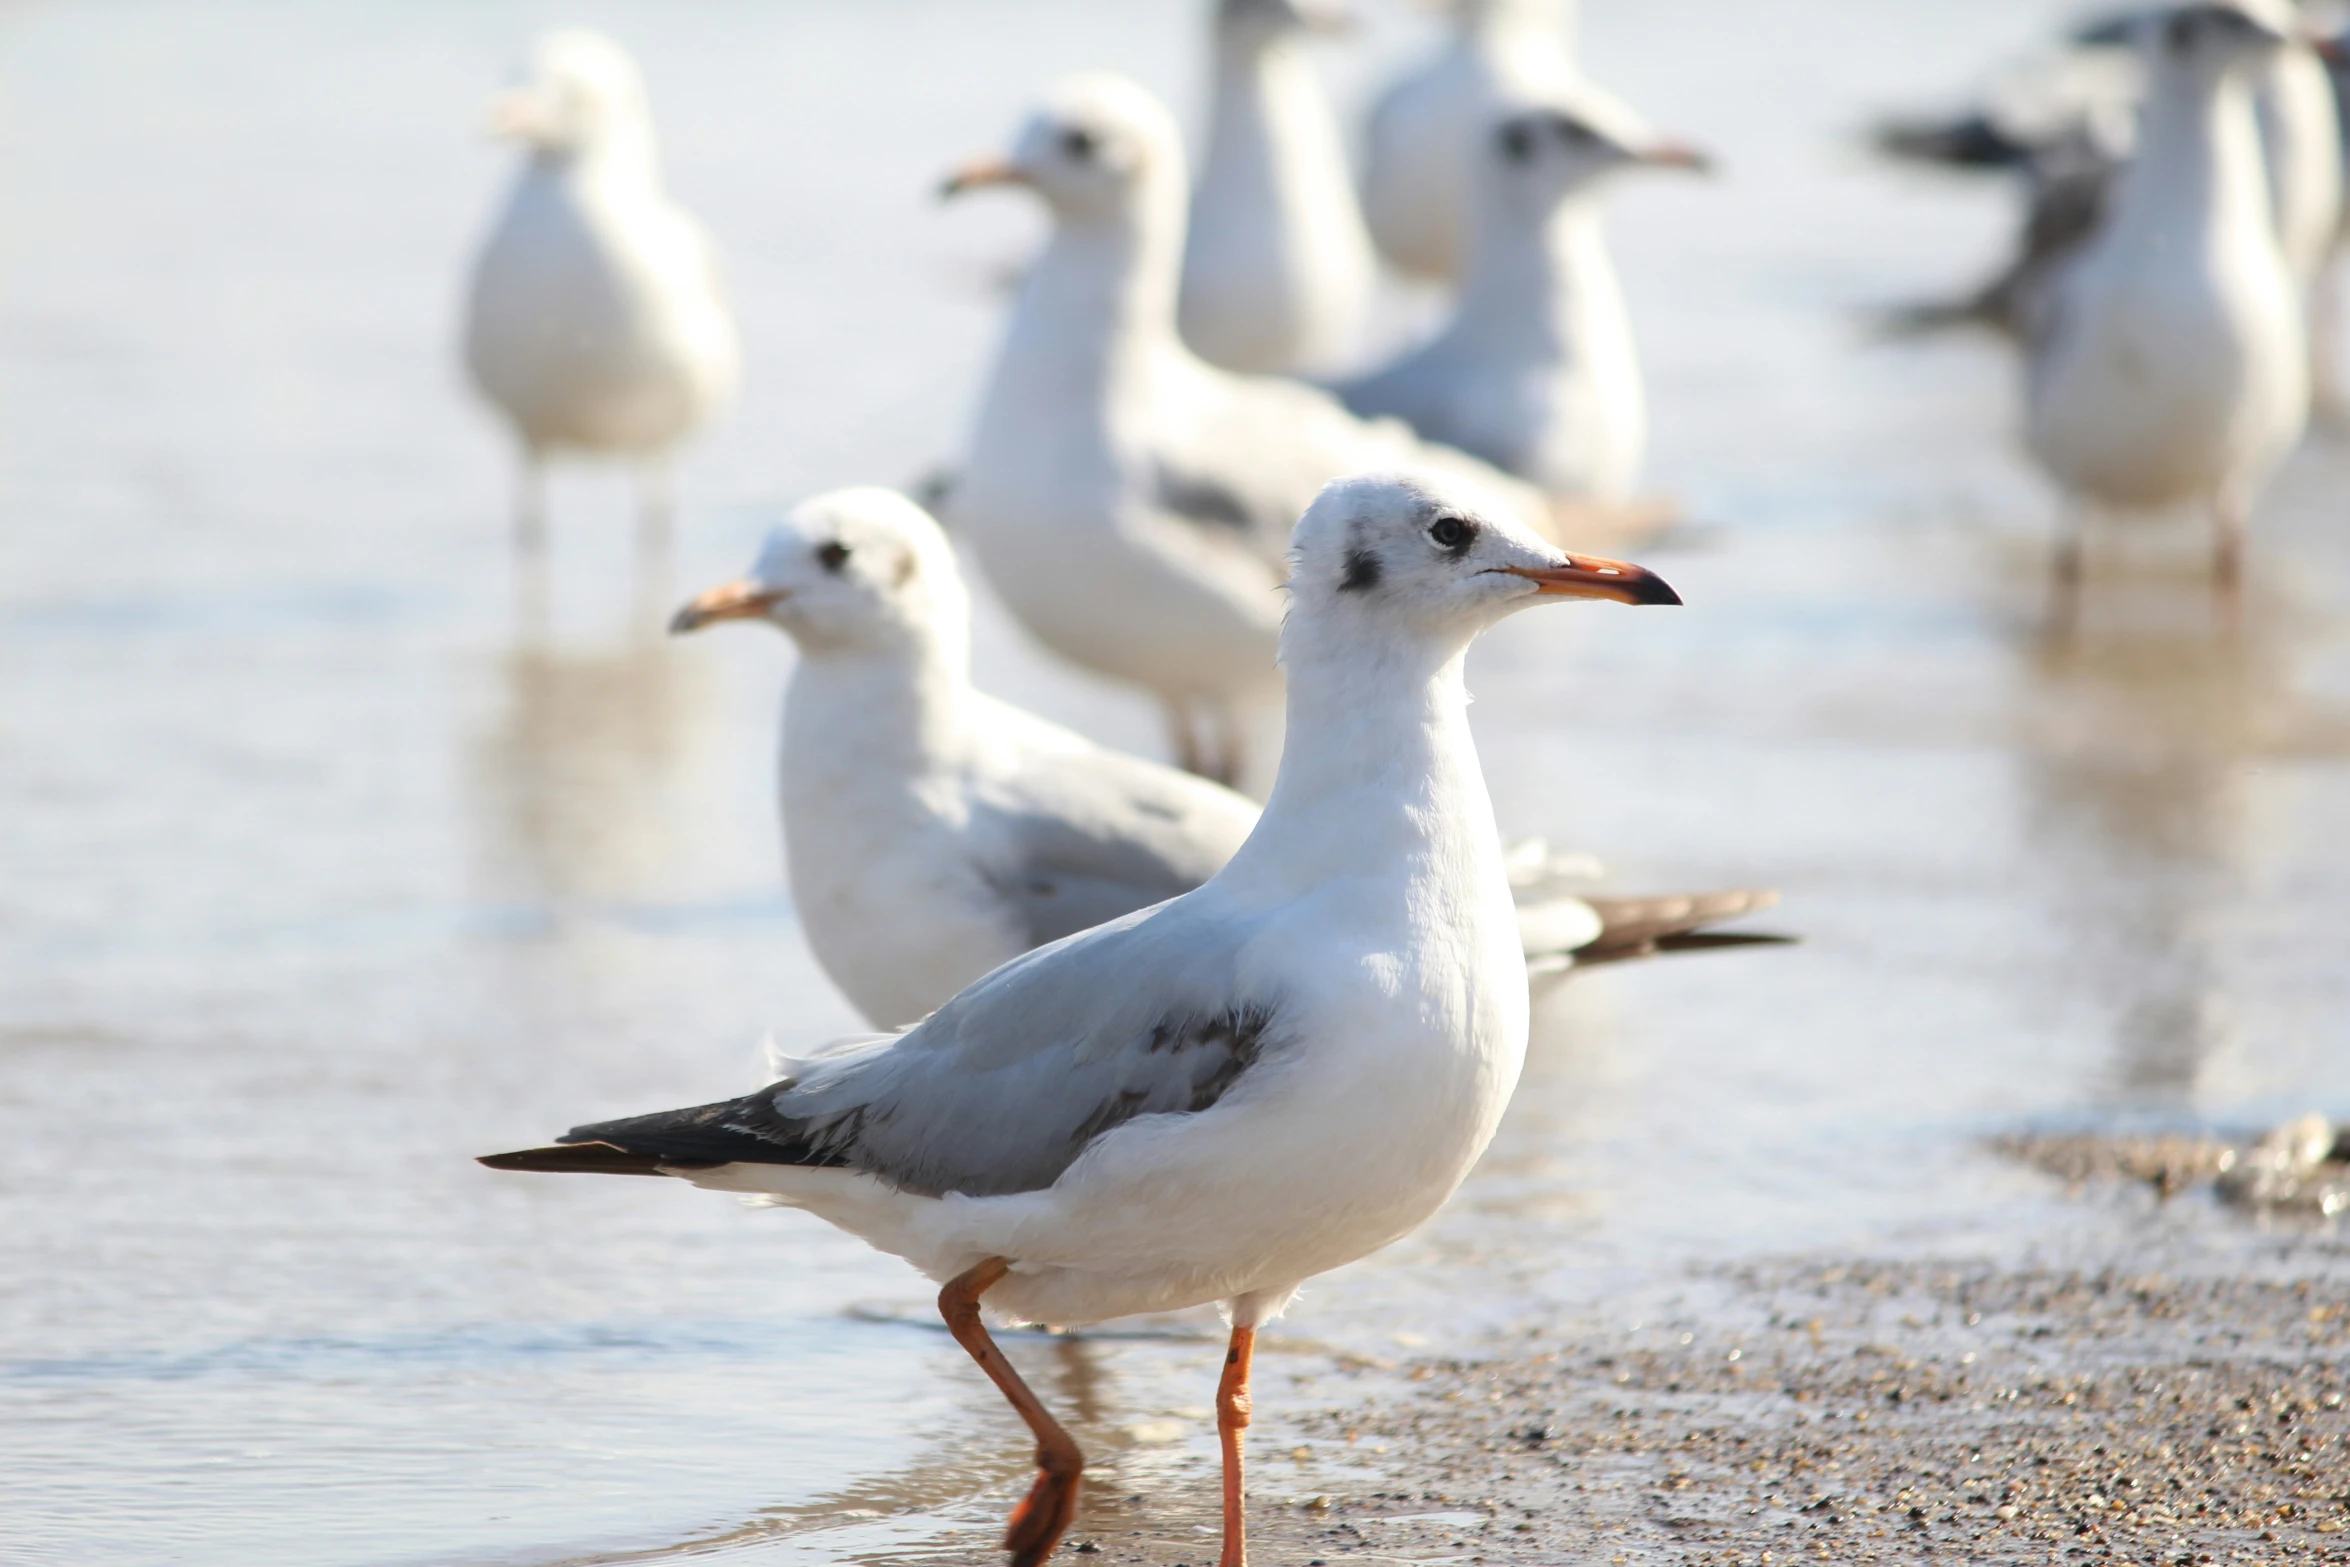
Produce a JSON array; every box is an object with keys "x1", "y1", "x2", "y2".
[
  {"x1": 536, "y1": 123, "x2": 664, "y2": 202},
  {"x1": 783, "y1": 629, "x2": 974, "y2": 785},
  {"x1": 1002, "y1": 195, "x2": 1189, "y2": 408},
  {"x1": 1467, "y1": 0, "x2": 1575, "y2": 45},
  {"x1": 2111, "y1": 56, "x2": 2275, "y2": 252},
  {"x1": 1452, "y1": 194, "x2": 1613, "y2": 351},
  {"x1": 1232, "y1": 620, "x2": 1501, "y2": 894},
  {"x1": 1202, "y1": 26, "x2": 1322, "y2": 187}
]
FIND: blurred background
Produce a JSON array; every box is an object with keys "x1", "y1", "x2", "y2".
[{"x1": 2, "y1": 1, "x2": 2347, "y2": 1563}]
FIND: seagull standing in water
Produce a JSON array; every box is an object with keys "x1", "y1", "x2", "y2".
[
  {"x1": 943, "y1": 73, "x2": 1557, "y2": 786},
  {"x1": 2024, "y1": 3, "x2": 2309, "y2": 605},
  {"x1": 671, "y1": 486, "x2": 1779, "y2": 1026},
  {"x1": 1337, "y1": 95, "x2": 1709, "y2": 502},
  {"x1": 1179, "y1": 0, "x2": 1378, "y2": 374},
  {"x1": 463, "y1": 30, "x2": 739, "y2": 549},
  {"x1": 1360, "y1": 0, "x2": 1581, "y2": 282},
  {"x1": 485, "y1": 471, "x2": 1684, "y2": 1567}
]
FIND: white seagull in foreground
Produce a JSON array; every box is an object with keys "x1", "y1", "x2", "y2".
[
  {"x1": 943, "y1": 72, "x2": 1559, "y2": 786},
  {"x1": 463, "y1": 30, "x2": 740, "y2": 547},
  {"x1": 1178, "y1": 0, "x2": 1377, "y2": 374},
  {"x1": 1361, "y1": 0, "x2": 1580, "y2": 282},
  {"x1": 2024, "y1": 2, "x2": 2309, "y2": 604},
  {"x1": 485, "y1": 471, "x2": 1685, "y2": 1567},
  {"x1": 1336, "y1": 94, "x2": 1709, "y2": 502},
  {"x1": 671, "y1": 486, "x2": 1781, "y2": 1026}
]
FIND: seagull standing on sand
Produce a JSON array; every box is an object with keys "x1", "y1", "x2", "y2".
[
  {"x1": 484, "y1": 471, "x2": 1683, "y2": 1567},
  {"x1": 1361, "y1": 0, "x2": 1580, "y2": 282},
  {"x1": 1337, "y1": 96, "x2": 1708, "y2": 502},
  {"x1": 671, "y1": 486, "x2": 1779, "y2": 1026},
  {"x1": 463, "y1": 30, "x2": 739, "y2": 549},
  {"x1": 1179, "y1": 0, "x2": 1377, "y2": 374},
  {"x1": 2024, "y1": 3, "x2": 2308, "y2": 603},
  {"x1": 943, "y1": 73, "x2": 1557, "y2": 786}
]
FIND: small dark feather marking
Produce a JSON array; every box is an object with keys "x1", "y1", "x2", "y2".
[
  {"x1": 1154, "y1": 464, "x2": 1258, "y2": 533},
  {"x1": 1072, "y1": 1088, "x2": 1153, "y2": 1146},
  {"x1": 1340, "y1": 548, "x2": 1382, "y2": 592},
  {"x1": 1080, "y1": 1004, "x2": 1273, "y2": 1143}
]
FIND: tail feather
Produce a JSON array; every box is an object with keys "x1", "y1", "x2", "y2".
[{"x1": 1577, "y1": 889, "x2": 1789, "y2": 966}]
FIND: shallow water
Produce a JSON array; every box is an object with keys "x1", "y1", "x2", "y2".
[{"x1": 2, "y1": 1, "x2": 2347, "y2": 1563}]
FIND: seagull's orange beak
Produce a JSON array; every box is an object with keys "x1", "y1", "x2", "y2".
[
  {"x1": 1504, "y1": 553, "x2": 1682, "y2": 606},
  {"x1": 483, "y1": 87, "x2": 559, "y2": 144},
  {"x1": 939, "y1": 157, "x2": 1028, "y2": 200},
  {"x1": 1640, "y1": 140, "x2": 1715, "y2": 174},
  {"x1": 670, "y1": 580, "x2": 785, "y2": 634}
]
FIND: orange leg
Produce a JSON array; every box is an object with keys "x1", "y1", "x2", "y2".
[
  {"x1": 939, "y1": 1259, "x2": 1085, "y2": 1567},
  {"x1": 1216, "y1": 1323, "x2": 1257, "y2": 1567}
]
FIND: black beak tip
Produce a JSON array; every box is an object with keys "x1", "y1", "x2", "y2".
[
  {"x1": 1634, "y1": 576, "x2": 1684, "y2": 607},
  {"x1": 667, "y1": 609, "x2": 701, "y2": 636}
]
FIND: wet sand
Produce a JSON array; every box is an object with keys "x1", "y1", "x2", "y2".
[{"x1": 1053, "y1": 1233, "x2": 2350, "y2": 1566}]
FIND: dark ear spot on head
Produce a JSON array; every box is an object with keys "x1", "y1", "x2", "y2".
[
  {"x1": 893, "y1": 550, "x2": 917, "y2": 588},
  {"x1": 2166, "y1": 10, "x2": 2196, "y2": 54},
  {"x1": 817, "y1": 540, "x2": 851, "y2": 574},
  {"x1": 1340, "y1": 547, "x2": 1382, "y2": 593},
  {"x1": 1500, "y1": 121, "x2": 1535, "y2": 163}
]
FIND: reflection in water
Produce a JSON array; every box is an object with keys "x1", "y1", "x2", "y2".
[
  {"x1": 2017, "y1": 589, "x2": 2347, "y2": 1101},
  {"x1": 553, "y1": 1329, "x2": 1172, "y2": 1567},
  {"x1": 468, "y1": 623, "x2": 718, "y2": 920}
]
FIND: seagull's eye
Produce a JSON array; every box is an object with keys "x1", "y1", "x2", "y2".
[
  {"x1": 1427, "y1": 515, "x2": 1477, "y2": 554},
  {"x1": 1499, "y1": 123, "x2": 1536, "y2": 163},
  {"x1": 817, "y1": 541, "x2": 852, "y2": 573},
  {"x1": 1061, "y1": 128, "x2": 1097, "y2": 162}
]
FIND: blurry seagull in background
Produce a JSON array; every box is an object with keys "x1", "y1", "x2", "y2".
[
  {"x1": 1179, "y1": 0, "x2": 1378, "y2": 374},
  {"x1": 940, "y1": 73, "x2": 1566, "y2": 787},
  {"x1": 1361, "y1": 0, "x2": 1580, "y2": 283},
  {"x1": 2022, "y1": 2, "x2": 2310, "y2": 609},
  {"x1": 1877, "y1": 1, "x2": 2341, "y2": 400},
  {"x1": 1336, "y1": 91, "x2": 1710, "y2": 504},
  {"x1": 483, "y1": 471, "x2": 1686, "y2": 1567},
  {"x1": 670, "y1": 486, "x2": 1782, "y2": 1027},
  {"x1": 463, "y1": 30, "x2": 739, "y2": 552}
]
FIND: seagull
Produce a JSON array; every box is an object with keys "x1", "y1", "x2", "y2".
[
  {"x1": 942, "y1": 72, "x2": 1560, "y2": 787},
  {"x1": 2024, "y1": 3, "x2": 2310, "y2": 604},
  {"x1": 1360, "y1": 0, "x2": 1580, "y2": 283},
  {"x1": 671, "y1": 486, "x2": 1781, "y2": 1026},
  {"x1": 1877, "y1": 2, "x2": 2339, "y2": 353},
  {"x1": 1335, "y1": 95, "x2": 1708, "y2": 502},
  {"x1": 1178, "y1": 0, "x2": 1378, "y2": 374},
  {"x1": 483, "y1": 470, "x2": 1686, "y2": 1567},
  {"x1": 462, "y1": 30, "x2": 740, "y2": 549}
]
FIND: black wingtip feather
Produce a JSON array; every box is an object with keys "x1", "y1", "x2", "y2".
[
  {"x1": 477, "y1": 1143, "x2": 684, "y2": 1177},
  {"x1": 479, "y1": 1082, "x2": 851, "y2": 1179}
]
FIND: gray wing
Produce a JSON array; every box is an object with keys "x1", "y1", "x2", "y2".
[
  {"x1": 565, "y1": 896, "x2": 1285, "y2": 1199},
  {"x1": 966, "y1": 729, "x2": 1261, "y2": 949},
  {"x1": 1147, "y1": 362, "x2": 1554, "y2": 570}
]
